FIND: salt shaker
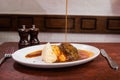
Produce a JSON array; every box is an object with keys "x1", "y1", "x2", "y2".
[
  {"x1": 18, "y1": 25, "x2": 30, "y2": 49},
  {"x1": 30, "y1": 25, "x2": 40, "y2": 46}
]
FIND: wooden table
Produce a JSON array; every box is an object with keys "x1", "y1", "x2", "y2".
[{"x1": 0, "y1": 42, "x2": 120, "y2": 80}]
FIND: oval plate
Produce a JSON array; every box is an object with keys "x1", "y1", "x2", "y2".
[{"x1": 12, "y1": 43, "x2": 100, "y2": 68}]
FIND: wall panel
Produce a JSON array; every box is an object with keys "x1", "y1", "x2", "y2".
[{"x1": 0, "y1": 15, "x2": 119, "y2": 34}]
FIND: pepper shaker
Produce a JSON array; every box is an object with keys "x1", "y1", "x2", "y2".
[
  {"x1": 18, "y1": 25, "x2": 30, "y2": 49},
  {"x1": 30, "y1": 25, "x2": 40, "y2": 46}
]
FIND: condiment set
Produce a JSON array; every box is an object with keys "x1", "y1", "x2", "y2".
[
  {"x1": 30, "y1": 25, "x2": 40, "y2": 46},
  {"x1": 18, "y1": 25, "x2": 40, "y2": 49}
]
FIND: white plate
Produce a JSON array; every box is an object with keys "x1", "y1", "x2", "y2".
[{"x1": 12, "y1": 43, "x2": 100, "y2": 68}]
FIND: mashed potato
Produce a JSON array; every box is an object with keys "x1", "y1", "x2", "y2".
[{"x1": 41, "y1": 43, "x2": 57, "y2": 63}]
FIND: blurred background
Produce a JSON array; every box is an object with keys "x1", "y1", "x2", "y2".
[{"x1": 0, "y1": 0, "x2": 120, "y2": 44}]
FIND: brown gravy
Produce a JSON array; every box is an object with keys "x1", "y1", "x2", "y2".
[
  {"x1": 25, "y1": 50, "x2": 42, "y2": 58},
  {"x1": 25, "y1": 49, "x2": 94, "y2": 61},
  {"x1": 78, "y1": 49, "x2": 93, "y2": 60}
]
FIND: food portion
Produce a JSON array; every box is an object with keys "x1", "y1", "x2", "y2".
[
  {"x1": 41, "y1": 43, "x2": 57, "y2": 63},
  {"x1": 51, "y1": 45, "x2": 66, "y2": 62},
  {"x1": 59, "y1": 43, "x2": 79, "y2": 61},
  {"x1": 41, "y1": 42, "x2": 80, "y2": 63},
  {"x1": 25, "y1": 42, "x2": 94, "y2": 63}
]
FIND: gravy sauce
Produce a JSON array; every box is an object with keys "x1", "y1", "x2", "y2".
[{"x1": 25, "y1": 49, "x2": 94, "y2": 61}]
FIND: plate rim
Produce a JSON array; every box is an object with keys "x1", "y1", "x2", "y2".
[{"x1": 12, "y1": 43, "x2": 100, "y2": 68}]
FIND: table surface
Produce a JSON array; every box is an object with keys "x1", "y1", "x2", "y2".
[{"x1": 0, "y1": 42, "x2": 120, "y2": 80}]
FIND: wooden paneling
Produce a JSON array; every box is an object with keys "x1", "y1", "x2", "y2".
[
  {"x1": 0, "y1": 16, "x2": 12, "y2": 31},
  {"x1": 17, "y1": 16, "x2": 34, "y2": 28},
  {"x1": 107, "y1": 18, "x2": 120, "y2": 30},
  {"x1": 79, "y1": 17, "x2": 98, "y2": 33},
  {"x1": 80, "y1": 18, "x2": 97, "y2": 30},
  {"x1": 44, "y1": 16, "x2": 75, "y2": 32},
  {"x1": 0, "y1": 15, "x2": 119, "y2": 34}
]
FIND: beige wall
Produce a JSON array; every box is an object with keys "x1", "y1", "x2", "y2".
[
  {"x1": 0, "y1": 32, "x2": 120, "y2": 43},
  {"x1": 0, "y1": 0, "x2": 120, "y2": 16}
]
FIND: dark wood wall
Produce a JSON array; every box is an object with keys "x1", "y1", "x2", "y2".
[{"x1": 0, "y1": 14, "x2": 120, "y2": 33}]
